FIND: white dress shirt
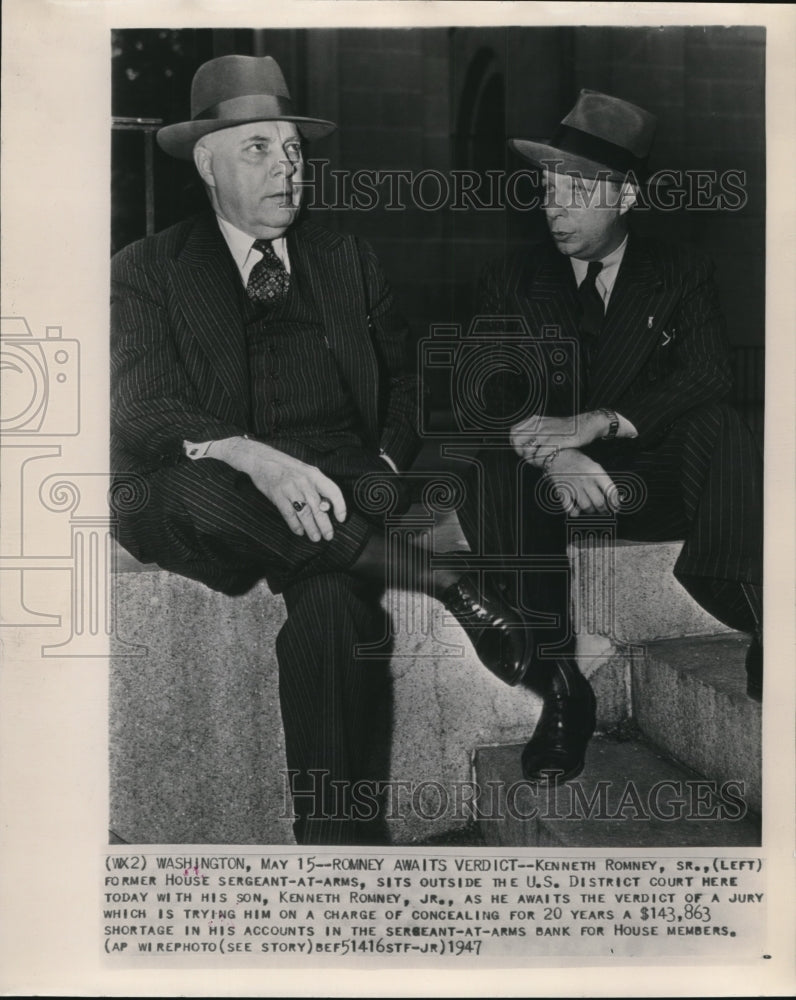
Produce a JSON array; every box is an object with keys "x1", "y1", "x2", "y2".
[
  {"x1": 569, "y1": 233, "x2": 628, "y2": 307},
  {"x1": 215, "y1": 214, "x2": 291, "y2": 286}
]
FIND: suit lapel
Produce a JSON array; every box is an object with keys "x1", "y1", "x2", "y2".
[
  {"x1": 516, "y1": 243, "x2": 581, "y2": 336},
  {"x1": 514, "y1": 244, "x2": 585, "y2": 412},
  {"x1": 290, "y1": 225, "x2": 380, "y2": 446},
  {"x1": 174, "y1": 213, "x2": 250, "y2": 416},
  {"x1": 586, "y1": 236, "x2": 670, "y2": 406}
]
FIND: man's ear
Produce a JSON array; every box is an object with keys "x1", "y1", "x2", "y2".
[
  {"x1": 618, "y1": 181, "x2": 638, "y2": 216},
  {"x1": 193, "y1": 140, "x2": 215, "y2": 189}
]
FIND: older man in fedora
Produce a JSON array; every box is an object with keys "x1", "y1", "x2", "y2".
[
  {"x1": 111, "y1": 54, "x2": 541, "y2": 845},
  {"x1": 457, "y1": 90, "x2": 764, "y2": 783}
]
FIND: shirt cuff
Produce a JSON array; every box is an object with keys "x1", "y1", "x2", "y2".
[
  {"x1": 183, "y1": 439, "x2": 214, "y2": 460},
  {"x1": 379, "y1": 449, "x2": 399, "y2": 473},
  {"x1": 616, "y1": 413, "x2": 639, "y2": 438}
]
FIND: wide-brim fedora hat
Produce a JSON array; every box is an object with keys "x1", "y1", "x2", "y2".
[
  {"x1": 509, "y1": 89, "x2": 657, "y2": 183},
  {"x1": 157, "y1": 54, "x2": 336, "y2": 160}
]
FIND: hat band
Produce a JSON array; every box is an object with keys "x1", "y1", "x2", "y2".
[
  {"x1": 549, "y1": 124, "x2": 647, "y2": 176},
  {"x1": 194, "y1": 93, "x2": 296, "y2": 122}
]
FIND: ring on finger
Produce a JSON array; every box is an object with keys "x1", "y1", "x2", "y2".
[{"x1": 292, "y1": 500, "x2": 307, "y2": 513}]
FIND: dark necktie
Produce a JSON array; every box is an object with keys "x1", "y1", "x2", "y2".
[
  {"x1": 578, "y1": 259, "x2": 605, "y2": 367},
  {"x1": 247, "y1": 239, "x2": 290, "y2": 305}
]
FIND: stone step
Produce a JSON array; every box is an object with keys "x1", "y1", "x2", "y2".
[
  {"x1": 631, "y1": 633, "x2": 761, "y2": 814},
  {"x1": 473, "y1": 734, "x2": 761, "y2": 849}
]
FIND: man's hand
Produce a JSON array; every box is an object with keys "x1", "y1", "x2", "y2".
[
  {"x1": 208, "y1": 437, "x2": 347, "y2": 542},
  {"x1": 542, "y1": 448, "x2": 618, "y2": 517},
  {"x1": 510, "y1": 411, "x2": 635, "y2": 464}
]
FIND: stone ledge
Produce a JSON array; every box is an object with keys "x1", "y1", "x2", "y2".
[
  {"x1": 110, "y1": 513, "x2": 729, "y2": 845},
  {"x1": 110, "y1": 573, "x2": 544, "y2": 845},
  {"x1": 110, "y1": 569, "x2": 629, "y2": 846},
  {"x1": 571, "y1": 536, "x2": 732, "y2": 646}
]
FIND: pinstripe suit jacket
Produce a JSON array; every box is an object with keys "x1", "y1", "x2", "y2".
[
  {"x1": 111, "y1": 211, "x2": 418, "y2": 564},
  {"x1": 476, "y1": 234, "x2": 733, "y2": 445}
]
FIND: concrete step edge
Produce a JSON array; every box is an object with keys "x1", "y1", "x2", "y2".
[{"x1": 628, "y1": 633, "x2": 761, "y2": 815}]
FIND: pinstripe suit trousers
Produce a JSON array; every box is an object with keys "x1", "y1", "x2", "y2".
[{"x1": 132, "y1": 441, "x2": 399, "y2": 845}]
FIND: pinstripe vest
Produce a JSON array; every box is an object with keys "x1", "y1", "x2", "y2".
[{"x1": 242, "y1": 262, "x2": 365, "y2": 460}]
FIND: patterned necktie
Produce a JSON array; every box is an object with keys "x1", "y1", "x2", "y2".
[
  {"x1": 247, "y1": 239, "x2": 290, "y2": 305},
  {"x1": 578, "y1": 260, "x2": 605, "y2": 367}
]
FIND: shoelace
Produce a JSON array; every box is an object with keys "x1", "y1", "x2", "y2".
[{"x1": 446, "y1": 584, "x2": 508, "y2": 631}]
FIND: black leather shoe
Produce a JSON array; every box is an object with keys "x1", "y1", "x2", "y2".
[
  {"x1": 521, "y1": 659, "x2": 596, "y2": 783},
  {"x1": 745, "y1": 632, "x2": 762, "y2": 702},
  {"x1": 442, "y1": 574, "x2": 532, "y2": 686}
]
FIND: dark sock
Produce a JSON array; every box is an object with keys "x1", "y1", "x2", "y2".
[{"x1": 348, "y1": 533, "x2": 458, "y2": 599}]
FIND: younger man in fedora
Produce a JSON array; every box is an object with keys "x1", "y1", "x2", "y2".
[
  {"x1": 458, "y1": 90, "x2": 764, "y2": 783},
  {"x1": 111, "y1": 54, "x2": 541, "y2": 844}
]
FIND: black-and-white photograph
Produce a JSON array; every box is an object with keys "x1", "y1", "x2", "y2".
[
  {"x1": 2, "y1": 2, "x2": 794, "y2": 995},
  {"x1": 110, "y1": 24, "x2": 765, "y2": 850}
]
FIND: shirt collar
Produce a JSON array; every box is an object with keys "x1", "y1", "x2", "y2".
[
  {"x1": 214, "y1": 214, "x2": 290, "y2": 282},
  {"x1": 570, "y1": 233, "x2": 629, "y2": 301}
]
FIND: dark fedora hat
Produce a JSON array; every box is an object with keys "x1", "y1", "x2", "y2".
[
  {"x1": 157, "y1": 54, "x2": 336, "y2": 160},
  {"x1": 509, "y1": 89, "x2": 657, "y2": 182}
]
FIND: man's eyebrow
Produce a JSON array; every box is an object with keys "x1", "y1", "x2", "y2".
[
  {"x1": 239, "y1": 132, "x2": 302, "y2": 147},
  {"x1": 240, "y1": 133, "x2": 274, "y2": 145}
]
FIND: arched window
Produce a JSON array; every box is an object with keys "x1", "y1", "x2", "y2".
[{"x1": 454, "y1": 47, "x2": 506, "y2": 173}]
